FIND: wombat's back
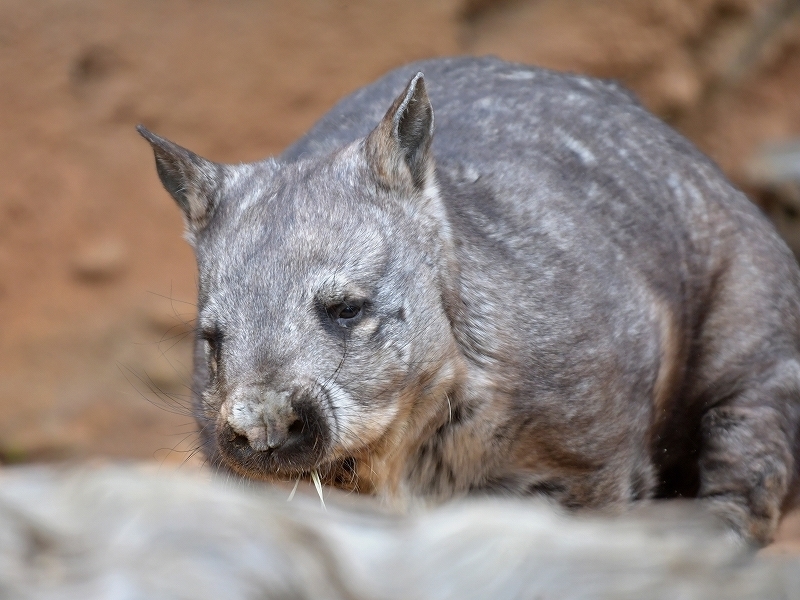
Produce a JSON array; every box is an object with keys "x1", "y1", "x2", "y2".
[
  {"x1": 283, "y1": 56, "x2": 644, "y2": 164},
  {"x1": 283, "y1": 56, "x2": 784, "y2": 311}
]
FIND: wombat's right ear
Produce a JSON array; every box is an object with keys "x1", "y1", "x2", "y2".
[{"x1": 137, "y1": 125, "x2": 222, "y2": 235}]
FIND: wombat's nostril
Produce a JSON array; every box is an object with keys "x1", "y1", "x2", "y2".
[
  {"x1": 264, "y1": 417, "x2": 304, "y2": 449},
  {"x1": 287, "y1": 418, "x2": 304, "y2": 438},
  {"x1": 231, "y1": 433, "x2": 250, "y2": 449}
]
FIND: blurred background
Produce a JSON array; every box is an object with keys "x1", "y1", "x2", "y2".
[{"x1": 1, "y1": 0, "x2": 799, "y2": 473}]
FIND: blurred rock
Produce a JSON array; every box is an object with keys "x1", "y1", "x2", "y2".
[
  {"x1": 71, "y1": 238, "x2": 128, "y2": 283},
  {"x1": 71, "y1": 44, "x2": 122, "y2": 87},
  {"x1": 748, "y1": 140, "x2": 800, "y2": 187},
  {"x1": 746, "y1": 139, "x2": 800, "y2": 257},
  {"x1": 0, "y1": 465, "x2": 798, "y2": 600}
]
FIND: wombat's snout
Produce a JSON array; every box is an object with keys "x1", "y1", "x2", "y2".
[
  {"x1": 228, "y1": 410, "x2": 303, "y2": 452},
  {"x1": 217, "y1": 387, "x2": 330, "y2": 477}
]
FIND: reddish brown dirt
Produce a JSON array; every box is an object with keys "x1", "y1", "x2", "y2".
[{"x1": 2, "y1": 0, "x2": 800, "y2": 548}]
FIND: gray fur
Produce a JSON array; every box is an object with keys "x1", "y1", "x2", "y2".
[{"x1": 139, "y1": 57, "x2": 800, "y2": 545}]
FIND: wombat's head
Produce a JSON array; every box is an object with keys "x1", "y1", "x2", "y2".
[{"x1": 139, "y1": 74, "x2": 462, "y2": 488}]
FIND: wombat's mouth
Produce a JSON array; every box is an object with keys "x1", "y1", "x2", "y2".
[
  {"x1": 214, "y1": 430, "x2": 363, "y2": 492},
  {"x1": 215, "y1": 421, "x2": 331, "y2": 481}
]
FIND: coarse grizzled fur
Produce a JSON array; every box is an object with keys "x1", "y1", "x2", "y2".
[{"x1": 139, "y1": 56, "x2": 800, "y2": 545}]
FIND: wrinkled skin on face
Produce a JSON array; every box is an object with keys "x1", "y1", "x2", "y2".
[
  {"x1": 139, "y1": 75, "x2": 463, "y2": 493},
  {"x1": 195, "y1": 155, "x2": 461, "y2": 487}
]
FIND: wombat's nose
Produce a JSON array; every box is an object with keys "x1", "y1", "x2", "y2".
[
  {"x1": 218, "y1": 387, "x2": 330, "y2": 475},
  {"x1": 222, "y1": 388, "x2": 306, "y2": 452},
  {"x1": 230, "y1": 413, "x2": 303, "y2": 453}
]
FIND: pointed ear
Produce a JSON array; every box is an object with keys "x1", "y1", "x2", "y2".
[
  {"x1": 365, "y1": 72, "x2": 434, "y2": 191},
  {"x1": 137, "y1": 125, "x2": 222, "y2": 233}
]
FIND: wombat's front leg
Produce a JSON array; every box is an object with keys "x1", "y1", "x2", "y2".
[{"x1": 697, "y1": 359, "x2": 800, "y2": 545}]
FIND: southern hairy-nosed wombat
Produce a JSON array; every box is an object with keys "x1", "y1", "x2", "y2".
[{"x1": 139, "y1": 57, "x2": 800, "y2": 545}]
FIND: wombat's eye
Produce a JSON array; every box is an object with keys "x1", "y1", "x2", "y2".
[
  {"x1": 200, "y1": 331, "x2": 220, "y2": 377},
  {"x1": 201, "y1": 333, "x2": 217, "y2": 354},
  {"x1": 327, "y1": 302, "x2": 363, "y2": 323}
]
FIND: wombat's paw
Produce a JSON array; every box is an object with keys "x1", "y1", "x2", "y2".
[
  {"x1": 698, "y1": 402, "x2": 795, "y2": 546},
  {"x1": 703, "y1": 495, "x2": 781, "y2": 546}
]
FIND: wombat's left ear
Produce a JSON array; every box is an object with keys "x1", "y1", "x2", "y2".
[
  {"x1": 137, "y1": 125, "x2": 222, "y2": 237},
  {"x1": 365, "y1": 72, "x2": 434, "y2": 192}
]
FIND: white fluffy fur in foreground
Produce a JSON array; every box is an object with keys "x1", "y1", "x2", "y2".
[{"x1": 0, "y1": 465, "x2": 797, "y2": 599}]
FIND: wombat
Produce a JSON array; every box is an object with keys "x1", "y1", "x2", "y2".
[{"x1": 138, "y1": 56, "x2": 800, "y2": 545}]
